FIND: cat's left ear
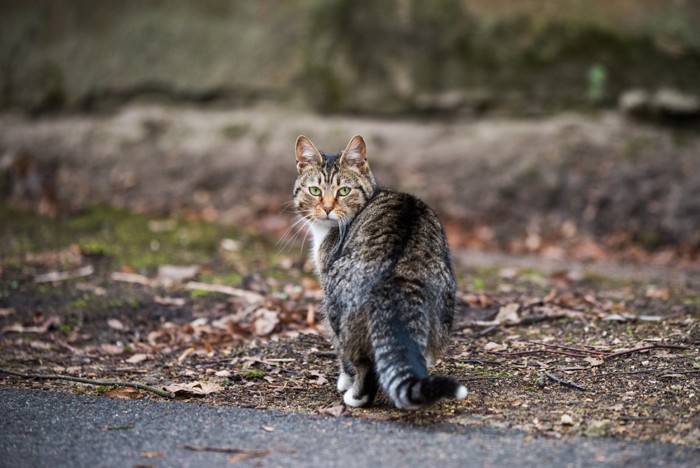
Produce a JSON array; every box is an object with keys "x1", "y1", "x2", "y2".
[
  {"x1": 341, "y1": 135, "x2": 368, "y2": 172},
  {"x1": 296, "y1": 135, "x2": 323, "y2": 173}
]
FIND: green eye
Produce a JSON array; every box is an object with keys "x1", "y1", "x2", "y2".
[
  {"x1": 309, "y1": 186, "x2": 321, "y2": 196},
  {"x1": 337, "y1": 187, "x2": 351, "y2": 196}
]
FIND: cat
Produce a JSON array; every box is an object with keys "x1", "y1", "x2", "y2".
[{"x1": 293, "y1": 134, "x2": 467, "y2": 410}]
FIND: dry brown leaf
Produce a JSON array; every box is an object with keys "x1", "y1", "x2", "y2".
[
  {"x1": 156, "y1": 265, "x2": 200, "y2": 286},
  {"x1": 645, "y1": 286, "x2": 671, "y2": 300},
  {"x1": 228, "y1": 450, "x2": 271, "y2": 464},
  {"x1": 125, "y1": 353, "x2": 149, "y2": 364},
  {"x1": 141, "y1": 452, "x2": 165, "y2": 458},
  {"x1": 584, "y1": 357, "x2": 605, "y2": 367},
  {"x1": 100, "y1": 343, "x2": 125, "y2": 355},
  {"x1": 107, "y1": 319, "x2": 125, "y2": 331},
  {"x1": 104, "y1": 387, "x2": 146, "y2": 399},
  {"x1": 253, "y1": 309, "x2": 279, "y2": 336},
  {"x1": 495, "y1": 303, "x2": 520, "y2": 324},
  {"x1": 317, "y1": 404, "x2": 351, "y2": 417},
  {"x1": 484, "y1": 342, "x2": 507, "y2": 352},
  {"x1": 163, "y1": 381, "x2": 223, "y2": 396}
]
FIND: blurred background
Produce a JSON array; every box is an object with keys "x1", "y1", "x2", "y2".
[
  {"x1": 2, "y1": 0, "x2": 700, "y2": 114},
  {"x1": 1, "y1": 0, "x2": 700, "y2": 265}
]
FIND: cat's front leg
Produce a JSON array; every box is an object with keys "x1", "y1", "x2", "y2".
[{"x1": 337, "y1": 358, "x2": 354, "y2": 392}]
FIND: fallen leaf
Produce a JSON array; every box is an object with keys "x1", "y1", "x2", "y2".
[
  {"x1": 100, "y1": 343, "x2": 125, "y2": 354},
  {"x1": 215, "y1": 370, "x2": 232, "y2": 377},
  {"x1": 602, "y1": 313, "x2": 630, "y2": 322},
  {"x1": 107, "y1": 319, "x2": 125, "y2": 331},
  {"x1": 125, "y1": 353, "x2": 149, "y2": 364},
  {"x1": 156, "y1": 265, "x2": 200, "y2": 286},
  {"x1": 645, "y1": 286, "x2": 671, "y2": 300},
  {"x1": 163, "y1": 381, "x2": 223, "y2": 396},
  {"x1": 154, "y1": 296, "x2": 186, "y2": 306},
  {"x1": 253, "y1": 309, "x2": 279, "y2": 336},
  {"x1": 484, "y1": 342, "x2": 507, "y2": 352},
  {"x1": 105, "y1": 387, "x2": 146, "y2": 399},
  {"x1": 29, "y1": 340, "x2": 53, "y2": 350},
  {"x1": 317, "y1": 404, "x2": 350, "y2": 417},
  {"x1": 584, "y1": 357, "x2": 604, "y2": 367},
  {"x1": 495, "y1": 303, "x2": 520, "y2": 324},
  {"x1": 0, "y1": 308, "x2": 16, "y2": 317},
  {"x1": 561, "y1": 414, "x2": 574, "y2": 426},
  {"x1": 228, "y1": 450, "x2": 271, "y2": 464},
  {"x1": 141, "y1": 452, "x2": 165, "y2": 458},
  {"x1": 261, "y1": 425, "x2": 275, "y2": 432}
]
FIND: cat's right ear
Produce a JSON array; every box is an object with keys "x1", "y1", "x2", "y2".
[{"x1": 295, "y1": 135, "x2": 323, "y2": 173}]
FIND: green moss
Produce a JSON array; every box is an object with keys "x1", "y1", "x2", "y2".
[
  {"x1": 242, "y1": 370, "x2": 268, "y2": 380},
  {"x1": 0, "y1": 205, "x2": 239, "y2": 270}
]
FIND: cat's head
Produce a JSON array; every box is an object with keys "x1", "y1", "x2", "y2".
[{"x1": 293, "y1": 135, "x2": 377, "y2": 226}]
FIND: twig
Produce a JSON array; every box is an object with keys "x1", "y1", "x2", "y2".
[
  {"x1": 182, "y1": 445, "x2": 272, "y2": 463},
  {"x1": 34, "y1": 265, "x2": 94, "y2": 283},
  {"x1": 544, "y1": 371, "x2": 588, "y2": 391},
  {"x1": 587, "y1": 369, "x2": 700, "y2": 380},
  {"x1": 185, "y1": 281, "x2": 264, "y2": 303},
  {"x1": 585, "y1": 369, "x2": 659, "y2": 380},
  {"x1": 0, "y1": 367, "x2": 173, "y2": 399},
  {"x1": 461, "y1": 359, "x2": 502, "y2": 366},
  {"x1": 491, "y1": 349, "x2": 590, "y2": 358},
  {"x1": 604, "y1": 344, "x2": 691, "y2": 360},
  {"x1": 525, "y1": 340, "x2": 607, "y2": 356},
  {"x1": 182, "y1": 445, "x2": 263, "y2": 455},
  {"x1": 469, "y1": 325, "x2": 499, "y2": 338}
]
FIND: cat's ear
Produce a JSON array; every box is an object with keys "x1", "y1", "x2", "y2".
[
  {"x1": 341, "y1": 135, "x2": 368, "y2": 172},
  {"x1": 295, "y1": 135, "x2": 322, "y2": 173}
]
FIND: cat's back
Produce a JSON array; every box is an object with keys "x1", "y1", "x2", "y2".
[{"x1": 334, "y1": 188, "x2": 453, "y2": 281}]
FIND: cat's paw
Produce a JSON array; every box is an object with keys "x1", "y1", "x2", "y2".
[
  {"x1": 337, "y1": 372, "x2": 353, "y2": 392},
  {"x1": 343, "y1": 388, "x2": 370, "y2": 407}
]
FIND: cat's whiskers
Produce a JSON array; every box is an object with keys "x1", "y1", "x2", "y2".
[{"x1": 277, "y1": 214, "x2": 313, "y2": 252}]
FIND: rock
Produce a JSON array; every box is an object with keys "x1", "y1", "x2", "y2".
[
  {"x1": 586, "y1": 419, "x2": 612, "y2": 437},
  {"x1": 652, "y1": 88, "x2": 700, "y2": 116},
  {"x1": 619, "y1": 88, "x2": 700, "y2": 121},
  {"x1": 561, "y1": 414, "x2": 574, "y2": 426}
]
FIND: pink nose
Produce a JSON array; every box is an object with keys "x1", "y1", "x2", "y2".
[{"x1": 323, "y1": 207, "x2": 333, "y2": 215}]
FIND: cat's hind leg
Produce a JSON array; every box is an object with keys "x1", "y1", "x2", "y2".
[{"x1": 343, "y1": 359, "x2": 378, "y2": 407}]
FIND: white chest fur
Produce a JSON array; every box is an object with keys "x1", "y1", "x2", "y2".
[{"x1": 309, "y1": 221, "x2": 332, "y2": 270}]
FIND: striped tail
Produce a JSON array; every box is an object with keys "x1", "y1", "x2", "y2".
[{"x1": 371, "y1": 316, "x2": 467, "y2": 410}]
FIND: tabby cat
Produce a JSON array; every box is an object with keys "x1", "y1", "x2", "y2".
[{"x1": 293, "y1": 135, "x2": 467, "y2": 410}]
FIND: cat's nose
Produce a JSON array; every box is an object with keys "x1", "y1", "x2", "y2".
[{"x1": 323, "y1": 206, "x2": 333, "y2": 215}]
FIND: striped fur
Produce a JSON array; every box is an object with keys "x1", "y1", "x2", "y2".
[{"x1": 293, "y1": 135, "x2": 467, "y2": 410}]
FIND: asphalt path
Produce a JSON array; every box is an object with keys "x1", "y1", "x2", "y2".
[{"x1": 1, "y1": 388, "x2": 698, "y2": 467}]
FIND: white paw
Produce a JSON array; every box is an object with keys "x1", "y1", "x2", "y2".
[
  {"x1": 455, "y1": 385, "x2": 468, "y2": 400},
  {"x1": 343, "y1": 388, "x2": 369, "y2": 407},
  {"x1": 337, "y1": 372, "x2": 353, "y2": 392}
]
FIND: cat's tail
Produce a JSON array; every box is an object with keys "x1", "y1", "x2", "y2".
[{"x1": 371, "y1": 319, "x2": 467, "y2": 410}]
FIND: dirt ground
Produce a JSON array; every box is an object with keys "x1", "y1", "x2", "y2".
[{"x1": 0, "y1": 105, "x2": 699, "y2": 447}]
